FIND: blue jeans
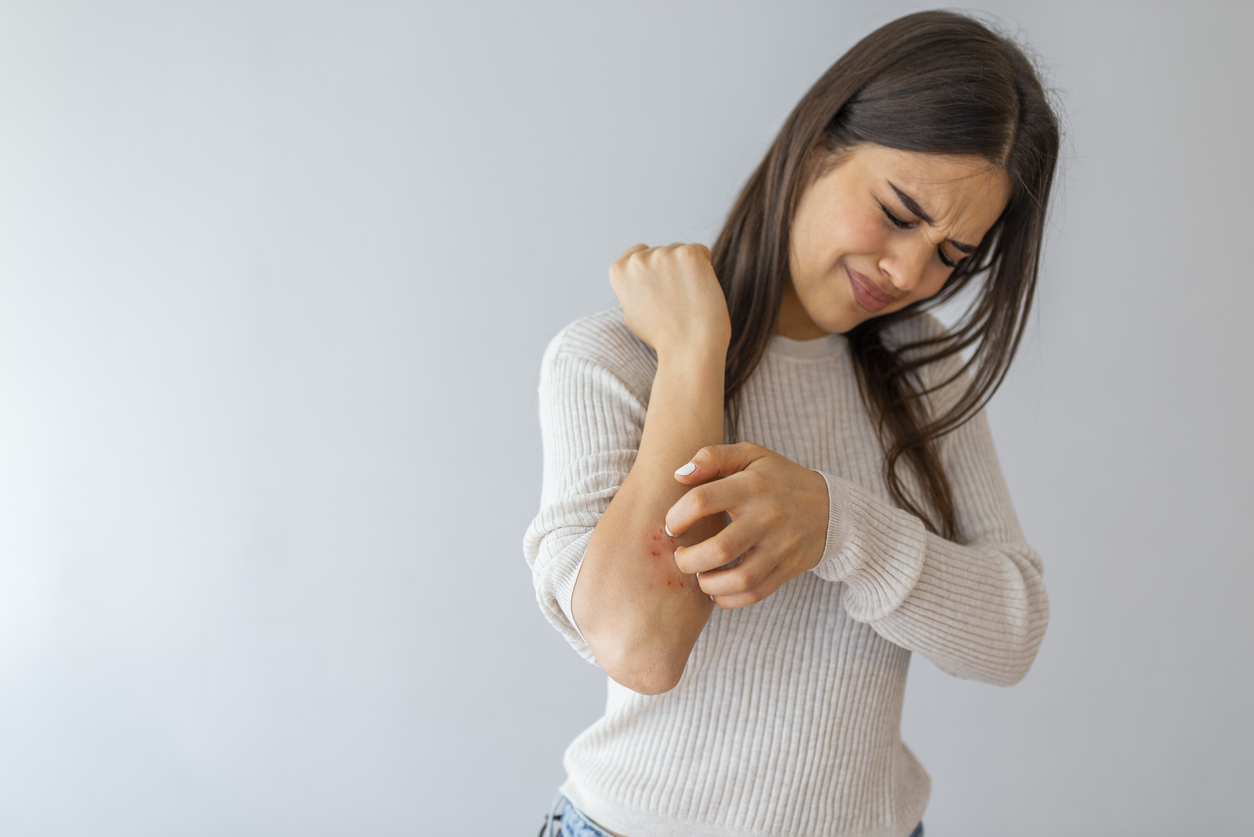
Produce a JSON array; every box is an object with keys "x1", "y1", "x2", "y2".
[{"x1": 539, "y1": 793, "x2": 924, "y2": 837}]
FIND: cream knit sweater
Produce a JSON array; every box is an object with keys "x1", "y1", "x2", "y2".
[{"x1": 522, "y1": 306, "x2": 1048, "y2": 837}]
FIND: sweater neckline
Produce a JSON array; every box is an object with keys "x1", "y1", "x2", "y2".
[{"x1": 766, "y1": 331, "x2": 847, "y2": 360}]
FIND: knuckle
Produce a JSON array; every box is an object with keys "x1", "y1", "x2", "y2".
[
  {"x1": 687, "y1": 486, "x2": 712, "y2": 516},
  {"x1": 746, "y1": 564, "x2": 769, "y2": 588},
  {"x1": 745, "y1": 588, "x2": 766, "y2": 605},
  {"x1": 733, "y1": 564, "x2": 763, "y2": 590}
]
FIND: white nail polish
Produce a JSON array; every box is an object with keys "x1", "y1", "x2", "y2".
[
  {"x1": 665, "y1": 524, "x2": 675, "y2": 538},
  {"x1": 675, "y1": 462, "x2": 696, "y2": 476}
]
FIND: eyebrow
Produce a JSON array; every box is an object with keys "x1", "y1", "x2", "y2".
[{"x1": 888, "y1": 181, "x2": 977, "y2": 254}]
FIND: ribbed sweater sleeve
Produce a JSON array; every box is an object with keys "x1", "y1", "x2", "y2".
[
  {"x1": 811, "y1": 336, "x2": 1049, "y2": 687},
  {"x1": 521, "y1": 327, "x2": 650, "y2": 665}
]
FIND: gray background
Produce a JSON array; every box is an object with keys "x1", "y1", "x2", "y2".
[{"x1": 1, "y1": 1, "x2": 1250, "y2": 835}]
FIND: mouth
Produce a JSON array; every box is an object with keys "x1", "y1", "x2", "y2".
[{"x1": 846, "y1": 265, "x2": 896, "y2": 313}]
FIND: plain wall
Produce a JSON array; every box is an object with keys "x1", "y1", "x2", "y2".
[{"x1": 1, "y1": 1, "x2": 1251, "y2": 834}]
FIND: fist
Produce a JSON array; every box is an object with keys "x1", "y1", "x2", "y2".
[{"x1": 609, "y1": 243, "x2": 732, "y2": 358}]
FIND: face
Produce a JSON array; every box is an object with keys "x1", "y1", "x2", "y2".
[{"x1": 777, "y1": 143, "x2": 1012, "y2": 338}]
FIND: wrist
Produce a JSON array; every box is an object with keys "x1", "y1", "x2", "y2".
[
  {"x1": 656, "y1": 342, "x2": 727, "y2": 372},
  {"x1": 653, "y1": 350, "x2": 727, "y2": 404}
]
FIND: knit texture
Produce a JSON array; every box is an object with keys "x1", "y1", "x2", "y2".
[{"x1": 522, "y1": 306, "x2": 1048, "y2": 837}]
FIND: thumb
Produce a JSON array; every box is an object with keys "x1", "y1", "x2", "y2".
[{"x1": 674, "y1": 442, "x2": 764, "y2": 483}]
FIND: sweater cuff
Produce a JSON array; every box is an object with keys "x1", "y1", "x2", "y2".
[
  {"x1": 810, "y1": 470, "x2": 929, "y2": 622},
  {"x1": 815, "y1": 470, "x2": 857, "y2": 578},
  {"x1": 529, "y1": 527, "x2": 597, "y2": 664},
  {"x1": 553, "y1": 531, "x2": 591, "y2": 640}
]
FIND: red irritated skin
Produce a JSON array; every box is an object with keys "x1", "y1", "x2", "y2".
[{"x1": 648, "y1": 527, "x2": 689, "y2": 591}]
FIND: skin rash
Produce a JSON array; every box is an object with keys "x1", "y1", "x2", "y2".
[{"x1": 649, "y1": 527, "x2": 688, "y2": 592}]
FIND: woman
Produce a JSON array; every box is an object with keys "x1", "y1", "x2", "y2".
[{"x1": 524, "y1": 10, "x2": 1059, "y2": 837}]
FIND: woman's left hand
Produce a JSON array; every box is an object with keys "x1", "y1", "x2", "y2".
[{"x1": 664, "y1": 443, "x2": 831, "y2": 609}]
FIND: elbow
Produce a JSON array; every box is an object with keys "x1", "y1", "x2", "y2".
[
  {"x1": 986, "y1": 617, "x2": 1048, "y2": 687},
  {"x1": 1004, "y1": 586, "x2": 1050, "y2": 686},
  {"x1": 987, "y1": 571, "x2": 1050, "y2": 687},
  {"x1": 990, "y1": 655, "x2": 1034, "y2": 688},
  {"x1": 948, "y1": 642, "x2": 1039, "y2": 688},
  {"x1": 594, "y1": 642, "x2": 689, "y2": 695},
  {"x1": 610, "y1": 664, "x2": 685, "y2": 696},
  {"x1": 944, "y1": 610, "x2": 1048, "y2": 687}
]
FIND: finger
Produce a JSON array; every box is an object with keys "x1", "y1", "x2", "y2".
[
  {"x1": 610, "y1": 245, "x2": 651, "y2": 285},
  {"x1": 664, "y1": 472, "x2": 750, "y2": 538},
  {"x1": 673, "y1": 242, "x2": 708, "y2": 262},
  {"x1": 709, "y1": 562, "x2": 789, "y2": 610},
  {"x1": 673, "y1": 442, "x2": 767, "y2": 485},
  {"x1": 695, "y1": 547, "x2": 775, "y2": 597},
  {"x1": 673, "y1": 516, "x2": 759, "y2": 575}
]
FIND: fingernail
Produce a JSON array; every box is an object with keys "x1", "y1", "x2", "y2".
[
  {"x1": 664, "y1": 524, "x2": 675, "y2": 538},
  {"x1": 675, "y1": 462, "x2": 696, "y2": 476}
]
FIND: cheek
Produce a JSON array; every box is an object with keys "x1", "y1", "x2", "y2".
[
  {"x1": 797, "y1": 211, "x2": 884, "y2": 280},
  {"x1": 839, "y1": 213, "x2": 886, "y2": 254},
  {"x1": 911, "y1": 269, "x2": 951, "y2": 302}
]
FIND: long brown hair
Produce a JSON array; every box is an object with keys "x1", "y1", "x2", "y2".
[{"x1": 711, "y1": 10, "x2": 1060, "y2": 539}]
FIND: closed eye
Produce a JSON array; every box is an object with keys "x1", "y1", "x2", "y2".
[
  {"x1": 878, "y1": 200, "x2": 913, "y2": 230},
  {"x1": 880, "y1": 198, "x2": 966, "y2": 270}
]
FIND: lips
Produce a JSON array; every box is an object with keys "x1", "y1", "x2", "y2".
[{"x1": 847, "y1": 266, "x2": 896, "y2": 313}]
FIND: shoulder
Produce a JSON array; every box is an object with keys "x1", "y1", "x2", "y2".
[
  {"x1": 540, "y1": 305, "x2": 658, "y2": 403},
  {"x1": 881, "y1": 310, "x2": 969, "y2": 413},
  {"x1": 880, "y1": 309, "x2": 951, "y2": 351}
]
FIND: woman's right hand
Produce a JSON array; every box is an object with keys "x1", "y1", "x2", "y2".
[{"x1": 609, "y1": 243, "x2": 732, "y2": 359}]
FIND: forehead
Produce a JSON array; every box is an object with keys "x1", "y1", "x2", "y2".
[{"x1": 846, "y1": 143, "x2": 1011, "y2": 236}]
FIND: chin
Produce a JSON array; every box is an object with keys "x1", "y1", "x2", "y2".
[{"x1": 819, "y1": 306, "x2": 865, "y2": 335}]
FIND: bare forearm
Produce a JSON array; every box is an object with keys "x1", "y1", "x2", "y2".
[{"x1": 574, "y1": 348, "x2": 726, "y2": 694}]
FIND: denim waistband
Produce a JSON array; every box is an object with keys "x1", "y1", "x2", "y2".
[
  {"x1": 541, "y1": 793, "x2": 923, "y2": 837},
  {"x1": 538, "y1": 793, "x2": 612, "y2": 837}
]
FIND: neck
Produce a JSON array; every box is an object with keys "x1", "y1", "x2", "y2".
[{"x1": 772, "y1": 282, "x2": 830, "y2": 340}]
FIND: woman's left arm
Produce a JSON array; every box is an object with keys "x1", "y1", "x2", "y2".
[
  {"x1": 669, "y1": 410, "x2": 1048, "y2": 688},
  {"x1": 810, "y1": 404, "x2": 1048, "y2": 687},
  {"x1": 666, "y1": 350, "x2": 1048, "y2": 687}
]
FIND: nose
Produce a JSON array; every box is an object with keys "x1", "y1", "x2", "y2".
[{"x1": 878, "y1": 240, "x2": 932, "y2": 294}]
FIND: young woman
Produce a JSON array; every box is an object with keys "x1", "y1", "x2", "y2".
[{"x1": 524, "y1": 10, "x2": 1059, "y2": 837}]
